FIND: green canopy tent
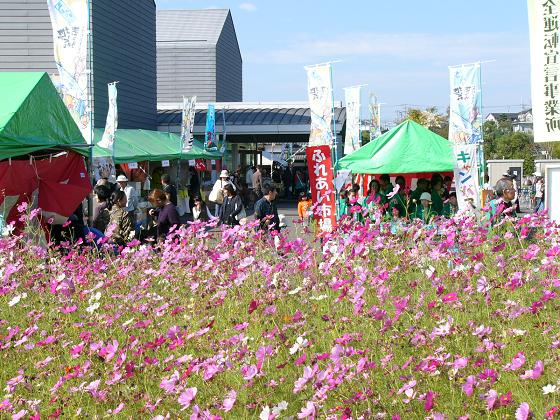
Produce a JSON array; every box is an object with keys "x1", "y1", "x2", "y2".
[
  {"x1": 0, "y1": 72, "x2": 87, "y2": 159},
  {"x1": 337, "y1": 120, "x2": 454, "y2": 174},
  {"x1": 93, "y1": 129, "x2": 221, "y2": 163}
]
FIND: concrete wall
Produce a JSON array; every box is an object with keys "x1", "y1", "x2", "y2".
[{"x1": 487, "y1": 160, "x2": 524, "y2": 188}]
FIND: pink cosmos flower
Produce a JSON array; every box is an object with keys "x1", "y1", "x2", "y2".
[
  {"x1": 462, "y1": 375, "x2": 476, "y2": 397},
  {"x1": 504, "y1": 352, "x2": 526, "y2": 371},
  {"x1": 297, "y1": 401, "x2": 316, "y2": 419},
  {"x1": 521, "y1": 360, "x2": 543, "y2": 380},
  {"x1": 424, "y1": 390, "x2": 434, "y2": 412},
  {"x1": 441, "y1": 292, "x2": 458, "y2": 303},
  {"x1": 222, "y1": 390, "x2": 237, "y2": 412},
  {"x1": 178, "y1": 387, "x2": 197, "y2": 410},
  {"x1": 99, "y1": 340, "x2": 118, "y2": 361},
  {"x1": 485, "y1": 389, "x2": 498, "y2": 410},
  {"x1": 241, "y1": 364, "x2": 258, "y2": 381},
  {"x1": 160, "y1": 370, "x2": 179, "y2": 394},
  {"x1": 516, "y1": 402, "x2": 531, "y2": 420}
]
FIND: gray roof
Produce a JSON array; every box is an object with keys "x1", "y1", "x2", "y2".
[
  {"x1": 158, "y1": 107, "x2": 346, "y2": 130},
  {"x1": 157, "y1": 9, "x2": 230, "y2": 47}
]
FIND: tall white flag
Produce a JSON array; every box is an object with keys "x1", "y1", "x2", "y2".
[
  {"x1": 47, "y1": 0, "x2": 91, "y2": 143},
  {"x1": 528, "y1": 0, "x2": 560, "y2": 142},
  {"x1": 181, "y1": 96, "x2": 197, "y2": 152},
  {"x1": 449, "y1": 64, "x2": 483, "y2": 211},
  {"x1": 305, "y1": 64, "x2": 334, "y2": 146},
  {"x1": 344, "y1": 86, "x2": 361, "y2": 154},
  {"x1": 97, "y1": 83, "x2": 118, "y2": 151}
]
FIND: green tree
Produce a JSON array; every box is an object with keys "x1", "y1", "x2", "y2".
[
  {"x1": 402, "y1": 107, "x2": 448, "y2": 137},
  {"x1": 493, "y1": 132, "x2": 536, "y2": 174}
]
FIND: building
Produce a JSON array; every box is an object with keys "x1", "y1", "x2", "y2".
[
  {"x1": 0, "y1": 0, "x2": 157, "y2": 130},
  {"x1": 156, "y1": 9, "x2": 242, "y2": 104},
  {"x1": 513, "y1": 109, "x2": 533, "y2": 133},
  {"x1": 157, "y1": 102, "x2": 346, "y2": 170},
  {"x1": 485, "y1": 110, "x2": 533, "y2": 134}
]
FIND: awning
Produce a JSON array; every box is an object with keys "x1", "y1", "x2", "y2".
[
  {"x1": 93, "y1": 129, "x2": 222, "y2": 163},
  {"x1": 0, "y1": 72, "x2": 87, "y2": 160}
]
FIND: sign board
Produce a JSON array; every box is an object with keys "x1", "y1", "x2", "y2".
[
  {"x1": 162, "y1": 160, "x2": 170, "y2": 168},
  {"x1": 546, "y1": 165, "x2": 560, "y2": 222},
  {"x1": 128, "y1": 162, "x2": 138, "y2": 169},
  {"x1": 306, "y1": 145, "x2": 337, "y2": 233}
]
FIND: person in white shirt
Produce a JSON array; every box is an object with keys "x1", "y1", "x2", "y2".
[
  {"x1": 533, "y1": 171, "x2": 544, "y2": 213},
  {"x1": 116, "y1": 175, "x2": 138, "y2": 218},
  {"x1": 245, "y1": 166, "x2": 254, "y2": 188}
]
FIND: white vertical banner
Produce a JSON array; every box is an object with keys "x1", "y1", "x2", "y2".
[
  {"x1": 449, "y1": 64, "x2": 483, "y2": 211},
  {"x1": 305, "y1": 64, "x2": 334, "y2": 146},
  {"x1": 369, "y1": 93, "x2": 381, "y2": 140},
  {"x1": 528, "y1": 0, "x2": 560, "y2": 142},
  {"x1": 449, "y1": 64, "x2": 483, "y2": 145},
  {"x1": 47, "y1": 0, "x2": 91, "y2": 143},
  {"x1": 93, "y1": 82, "x2": 117, "y2": 181},
  {"x1": 97, "y1": 83, "x2": 118, "y2": 151},
  {"x1": 181, "y1": 96, "x2": 197, "y2": 152},
  {"x1": 453, "y1": 144, "x2": 480, "y2": 211},
  {"x1": 344, "y1": 86, "x2": 361, "y2": 154}
]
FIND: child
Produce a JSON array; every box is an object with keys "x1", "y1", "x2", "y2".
[
  {"x1": 337, "y1": 190, "x2": 349, "y2": 219},
  {"x1": 298, "y1": 191, "x2": 313, "y2": 226}
]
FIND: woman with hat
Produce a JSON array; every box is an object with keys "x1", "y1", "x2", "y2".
[
  {"x1": 116, "y1": 174, "x2": 138, "y2": 219},
  {"x1": 414, "y1": 192, "x2": 437, "y2": 223},
  {"x1": 209, "y1": 169, "x2": 235, "y2": 217}
]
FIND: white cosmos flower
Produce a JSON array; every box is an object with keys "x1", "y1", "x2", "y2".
[
  {"x1": 289, "y1": 336, "x2": 308, "y2": 355},
  {"x1": 543, "y1": 384, "x2": 557, "y2": 395}
]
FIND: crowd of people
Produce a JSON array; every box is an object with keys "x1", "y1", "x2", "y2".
[
  {"x1": 49, "y1": 162, "x2": 547, "y2": 250},
  {"x1": 335, "y1": 173, "x2": 459, "y2": 224}
]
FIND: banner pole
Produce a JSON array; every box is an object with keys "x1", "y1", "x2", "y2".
[
  {"x1": 478, "y1": 62, "x2": 486, "y2": 193},
  {"x1": 329, "y1": 64, "x2": 339, "y2": 219},
  {"x1": 87, "y1": 0, "x2": 94, "y2": 225}
]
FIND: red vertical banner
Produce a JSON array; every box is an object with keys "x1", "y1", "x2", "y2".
[{"x1": 306, "y1": 145, "x2": 337, "y2": 233}]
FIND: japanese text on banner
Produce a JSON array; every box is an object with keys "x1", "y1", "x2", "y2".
[
  {"x1": 182, "y1": 96, "x2": 197, "y2": 152},
  {"x1": 306, "y1": 145, "x2": 337, "y2": 233},
  {"x1": 453, "y1": 144, "x2": 480, "y2": 211},
  {"x1": 47, "y1": 0, "x2": 91, "y2": 143},
  {"x1": 528, "y1": 0, "x2": 560, "y2": 142},
  {"x1": 305, "y1": 64, "x2": 334, "y2": 146},
  {"x1": 448, "y1": 64, "x2": 482, "y2": 145}
]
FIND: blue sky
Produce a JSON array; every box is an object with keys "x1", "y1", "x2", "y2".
[{"x1": 157, "y1": 0, "x2": 532, "y2": 124}]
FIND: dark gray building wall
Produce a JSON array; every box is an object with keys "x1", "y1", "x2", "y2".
[
  {"x1": 157, "y1": 46, "x2": 217, "y2": 103},
  {"x1": 0, "y1": 0, "x2": 57, "y2": 72},
  {"x1": 91, "y1": 0, "x2": 157, "y2": 129},
  {"x1": 216, "y1": 12, "x2": 242, "y2": 102},
  {"x1": 0, "y1": 0, "x2": 157, "y2": 130}
]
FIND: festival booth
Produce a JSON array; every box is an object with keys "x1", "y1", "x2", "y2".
[
  {"x1": 0, "y1": 72, "x2": 91, "y2": 234},
  {"x1": 93, "y1": 129, "x2": 222, "y2": 220},
  {"x1": 337, "y1": 120, "x2": 454, "y2": 191}
]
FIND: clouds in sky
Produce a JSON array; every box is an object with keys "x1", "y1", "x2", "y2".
[{"x1": 239, "y1": 2, "x2": 257, "y2": 12}]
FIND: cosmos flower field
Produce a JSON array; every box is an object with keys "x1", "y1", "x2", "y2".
[{"x1": 1, "y1": 211, "x2": 560, "y2": 419}]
